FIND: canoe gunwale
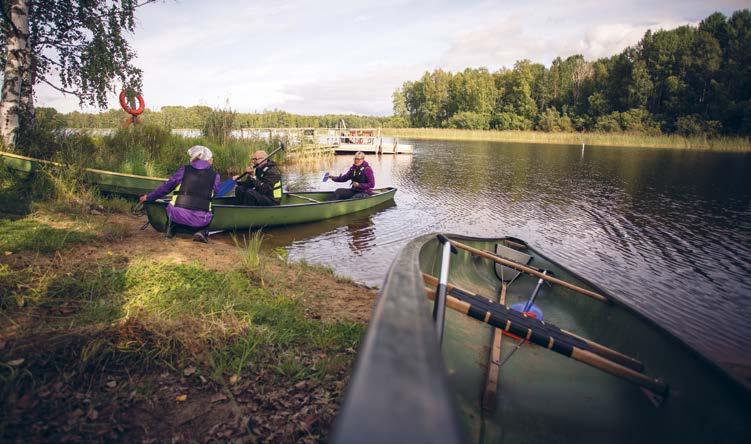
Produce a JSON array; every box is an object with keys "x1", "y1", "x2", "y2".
[
  {"x1": 152, "y1": 187, "x2": 397, "y2": 209},
  {"x1": 334, "y1": 233, "x2": 750, "y2": 443}
]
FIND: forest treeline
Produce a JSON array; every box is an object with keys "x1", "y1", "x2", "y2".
[
  {"x1": 58, "y1": 10, "x2": 749, "y2": 138},
  {"x1": 61, "y1": 107, "x2": 394, "y2": 130},
  {"x1": 393, "y1": 10, "x2": 751, "y2": 136}
]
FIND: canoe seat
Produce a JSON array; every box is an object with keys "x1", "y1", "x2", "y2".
[{"x1": 494, "y1": 243, "x2": 531, "y2": 283}]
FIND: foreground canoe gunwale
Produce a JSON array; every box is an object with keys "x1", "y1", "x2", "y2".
[{"x1": 334, "y1": 233, "x2": 750, "y2": 444}]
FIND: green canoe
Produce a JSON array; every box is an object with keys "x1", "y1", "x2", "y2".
[
  {"x1": 143, "y1": 187, "x2": 397, "y2": 231},
  {"x1": 0, "y1": 150, "x2": 167, "y2": 196},
  {"x1": 334, "y1": 234, "x2": 750, "y2": 444}
]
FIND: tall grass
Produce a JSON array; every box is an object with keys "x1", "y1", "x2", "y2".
[
  {"x1": 383, "y1": 128, "x2": 751, "y2": 151},
  {"x1": 232, "y1": 229, "x2": 265, "y2": 271}
]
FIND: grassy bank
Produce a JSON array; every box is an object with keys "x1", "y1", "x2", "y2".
[
  {"x1": 382, "y1": 128, "x2": 751, "y2": 151},
  {"x1": 0, "y1": 171, "x2": 375, "y2": 441}
]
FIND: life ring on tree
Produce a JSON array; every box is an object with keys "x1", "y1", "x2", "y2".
[{"x1": 119, "y1": 90, "x2": 145, "y2": 116}]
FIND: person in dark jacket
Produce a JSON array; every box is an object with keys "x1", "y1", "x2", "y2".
[
  {"x1": 234, "y1": 150, "x2": 282, "y2": 206},
  {"x1": 328, "y1": 151, "x2": 375, "y2": 200},
  {"x1": 139, "y1": 145, "x2": 220, "y2": 243}
]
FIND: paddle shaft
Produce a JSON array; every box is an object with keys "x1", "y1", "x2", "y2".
[
  {"x1": 432, "y1": 239, "x2": 452, "y2": 345},
  {"x1": 287, "y1": 193, "x2": 321, "y2": 203},
  {"x1": 422, "y1": 273, "x2": 643, "y2": 372},
  {"x1": 234, "y1": 143, "x2": 285, "y2": 183},
  {"x1": 449, "y1": 240, "x2": 609, "y2": 303},
  {"x1": 424, "y1": 286, "x2": 666, "y2": 394}
]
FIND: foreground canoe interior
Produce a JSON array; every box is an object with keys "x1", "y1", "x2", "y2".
[{"x1": 334, "y1": 234, "x2": 750, "y2": 444}]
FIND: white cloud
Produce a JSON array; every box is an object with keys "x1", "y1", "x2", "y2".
[{"x1": 32, "y1": 0, "x2": 746, "y2": 115}]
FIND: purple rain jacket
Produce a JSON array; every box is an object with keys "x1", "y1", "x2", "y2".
[
  {"x1": 146, "y1": 159, "x2": 221, "y2": 228},
  {"x1": 331, "y1": 161, "x2": 375, "y2": 195}
]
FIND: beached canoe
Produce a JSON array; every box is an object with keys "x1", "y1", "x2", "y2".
[
  {"x1": 0, "y1": 150, "x2": 167, "y2": 196},
  {"x1": 333, "y1": 234, "x2": 750, "y2": 444},
  {"x1": 143, "y1": 187, "x2": 397, "y2": 231}
]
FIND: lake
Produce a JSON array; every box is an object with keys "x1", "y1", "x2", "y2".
[{"x1": 258, "y1": 139, "x2": 751, "y2": 386}]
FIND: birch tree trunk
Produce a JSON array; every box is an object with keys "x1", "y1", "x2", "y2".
[{"x1": 0, "y1": 0, "x2": 30, "y2": 147}]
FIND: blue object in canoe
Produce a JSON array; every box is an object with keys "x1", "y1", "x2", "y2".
[
  {"x1": 322, "y1": 172, "x2": 330, "y2": 182},
  {"x1": 510, "y1": 302, "x2": 544, "y2": 321},
  {"x1": 216, "y1": 178, "x2": 236, "y2": 197}
]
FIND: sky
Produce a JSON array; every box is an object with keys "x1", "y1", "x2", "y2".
[{"x1": 36, "y1": 0, "x2": 749, "y2": 116}]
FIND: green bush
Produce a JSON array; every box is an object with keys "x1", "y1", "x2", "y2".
[
  {"x1": 594, "y1": 112, "x2": 623, "y2": 132},
  {"x1": 444, "y1": 112, "x2": 491, "y2": 130},
  {"x1": 491, "y1": 112, "x2": 533, "y2": 130}
]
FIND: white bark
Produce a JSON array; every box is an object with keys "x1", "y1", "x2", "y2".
[{"x1": 0, "y1": 0, "x2": 30, "y2": 147}]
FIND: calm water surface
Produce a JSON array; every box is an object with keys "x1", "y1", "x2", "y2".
[{"x1": 251, "y1": 140, "x2": 750, "y2": 385}]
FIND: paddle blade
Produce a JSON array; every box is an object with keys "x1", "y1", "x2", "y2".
[
  {"x1": 322, "y1": 172, "x2": 330, "y2": 182},
  {"x1": 216, "y1": 178, "x2": 236, "y2": 197}
]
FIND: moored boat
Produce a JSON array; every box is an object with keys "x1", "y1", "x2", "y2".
[
  {"x1": 143, "y1": 187, "x2": 397, "y2": 231},
  {"x1": 333, "y1": 234, "x2": 750, "y2": 444},
  {"x1": 0, "y1": 150, "x2": 167, "y2": 196}
]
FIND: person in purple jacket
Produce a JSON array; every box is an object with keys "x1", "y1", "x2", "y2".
[
  {"x1": 328, "y1": 151, "x2": 375, "y2": 200},
  {"x1": 139, "y1": 145, "x2": 221, "y2": 243}
]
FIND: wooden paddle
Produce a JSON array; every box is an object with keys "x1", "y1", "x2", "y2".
[
  {"x1": 423, "y1": 284, "x2": 666, "y2": 395},
  {"x1": 422, "y1": 273, "x2": 644, "y2": 372},
  {"x1": 448, "y1": 239, "x2": 610, "y2": 304}
]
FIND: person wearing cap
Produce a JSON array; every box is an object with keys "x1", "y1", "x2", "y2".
[
  {"x1": 233, "y1": 150, "x2": 282, "y2": 206},
  {"x1": 328, "y1": 151, "x2": 375, "y2": 200},
  {"x1": 139, "y1": 145, "x2": 221, "y2": 243}
]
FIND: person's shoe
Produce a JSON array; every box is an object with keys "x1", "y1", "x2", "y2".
[
  {"x1": 193, "y1": 230, "x2": 208, "y2": 243},
  {"x1": 165, "y1": 223, "x2": 176, "y2": 238}
]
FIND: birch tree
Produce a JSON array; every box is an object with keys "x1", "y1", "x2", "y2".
[{"x1": 0, "y1": 0, "x2": 155, "y2": 146}]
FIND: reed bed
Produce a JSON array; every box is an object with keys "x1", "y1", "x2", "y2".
[{"x1": 382, "y1": 128, "x2": 751, "y2": 151}]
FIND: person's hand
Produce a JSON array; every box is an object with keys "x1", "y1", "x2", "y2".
[
  {"x1": 139, "y1": 194, "x2": 148, "y2": 203},
  {"x1": 232, "y1": 174, "x2": 239, "y2": 180},
  {"x1": 352, "y1": 182, "x2": 359, "y2": 189},
  {"x1": 245, "y1": 166, "x2": 254, "y2": 174}
]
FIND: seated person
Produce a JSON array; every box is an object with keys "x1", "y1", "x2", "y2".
[
  {"x1": 234, "y1": 150, "x2": 282, "y2": 206},
  {"x1": 139, "y1": 145, "x2": 220, "y2": 243},
  {"x1": 328, "y1": 151, "x2": 375, "y2": 200}
]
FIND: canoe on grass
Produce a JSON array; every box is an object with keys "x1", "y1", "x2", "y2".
[
  {"x1": 143, "y1": 187, "x2": 397, "y2": 231},
  {"x1": 333, "y1": 234, "x2": 750, "y2": 444},
  {"x1": 0, "y1": 150, "x2": 167, "y2": 196}
]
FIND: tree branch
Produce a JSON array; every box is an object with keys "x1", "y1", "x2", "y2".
[
  {"x1": 0, "y1": 1, "x2": 21, "y2": 35},
  {"x1": 39, "y1": 76, "x2": 76, "y2": 95}
]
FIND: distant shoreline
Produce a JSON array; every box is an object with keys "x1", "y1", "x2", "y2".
[{"x1": 381, "y1": 128, "x2": 751, "y2": 152}]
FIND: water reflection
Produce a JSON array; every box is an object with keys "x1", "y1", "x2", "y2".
[{"x1": 264, "y1": 141, "x2": 751, "y2": 385}]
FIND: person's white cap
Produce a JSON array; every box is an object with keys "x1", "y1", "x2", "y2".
[{"x1": 187, "y1": 145, "x2": 213, "y2": 161}]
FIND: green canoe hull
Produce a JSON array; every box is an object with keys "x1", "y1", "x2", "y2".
[
  {"x1": 1, "y1": 150, "x2": 167, "y2": 196},
  {"x1": 143, "y1": 187, "x2": 397, "y2": 231},
  {"x1": 335, "y1": 234, "x2": 750, "y2": 444}
]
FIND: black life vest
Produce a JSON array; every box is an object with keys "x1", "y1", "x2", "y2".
[
  {"x1": 173, "y1": 165, "x2": 215, "y2": 211},
  {"x1": 352, "y1": 165, "x2": 369, "y2": 185}
]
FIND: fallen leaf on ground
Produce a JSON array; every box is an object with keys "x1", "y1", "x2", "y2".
[
  {"x1": 183, "y1": 367, "x2": 196, "y2": 376},
  {"x1": 7, "y1": 358, "x2": 24, "y2": 366},
  {"x1": 4, "y1": 251, "x2": 12, "y2": 255},
  {"x1": 210, "y1": 393, "x2": 228, "y2": 403},
  {"x1": 229, "y1": 374, "x2": 239, "y2": 385},
  {"x1": 175, "y1": 394, "x2": 187, "y2": 402},
  {"x1": 105, "y1": 381, "x2": 117, "y2": 388}
]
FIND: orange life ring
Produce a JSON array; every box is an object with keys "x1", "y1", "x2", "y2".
[{"x1": 119, "y1": 90, "x2": 145, "y2": 116}]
